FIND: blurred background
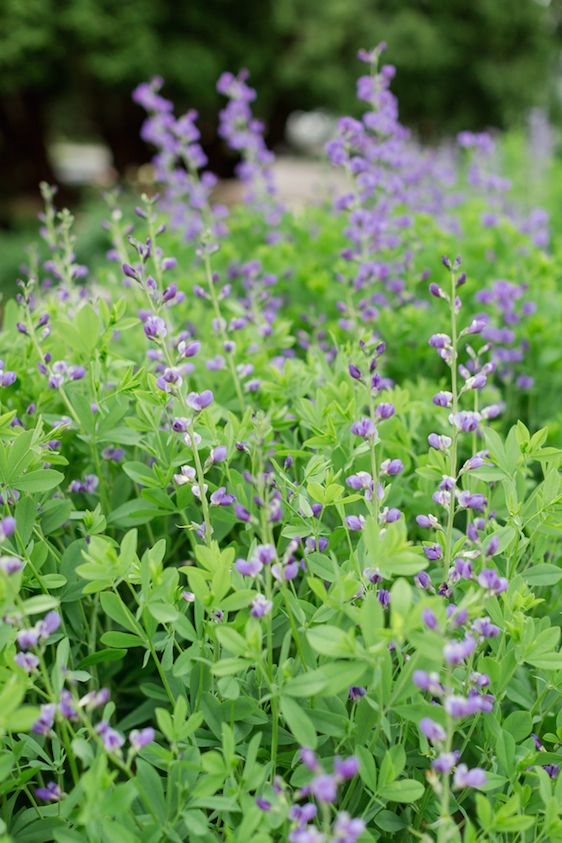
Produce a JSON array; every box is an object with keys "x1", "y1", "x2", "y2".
[{"x1": 2, "y1": 0, "x2": 562, "y2": 285}]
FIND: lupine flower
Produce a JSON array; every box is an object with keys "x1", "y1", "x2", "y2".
[
  {"x1": 419, "y1": 717, "x2": 446, "y2": 743},
  {"x1": 348, "y1": 686, "x2": 366, "y2": 701},
  {"x1": 251, "y1": 594, "x2": 273, "y2": 617},
  {"x1": 35, "y1": 782, "x2": 62, "y2": 802},
  {"x1": 334, "y1": 756, "x2": 359, "y2": 780},
  {"x1": 477, "y1": 568, "x2": 508, "y2": 594},
  {"x1": 102, "y1": 447, "x2": 125, "y2": 462},
  {"x1": 443, "y1": 635, "x2": 476, "y2": 664},
  {"x1": 0, "y1": 555, "x2": 23, "y2": 574},
  {"x1": 210, "y1": 487, "x2": 235, "y2": 506},
  {"x1": 310, "y1": 773, "x2": 338, "y2": 803},
  {"x1": 15, "y1": 652, "x2": 39, "y2": 672},
  {"x1": 428, "y1": 433, "x2": 452, "y2": 450},
  {"x1": 432, "y1": 752, "x2": 460, "y2": 773},
  {"x1": 380, "y1": 458, "x2": 404, "y2": 475},
  {"x1": 174, "y1": 465, "x2": 196, "y2": 485},
  {"x1": 129, "y1": 727, "x2": 155, "y2": 751},
  {"x1": 79, "y1": 688, "x2": 110, "y2": 709},
  {"x1": 453, "y1": 764, "x2": 486, "y2": 788},
  {"x1": 416, "y1": 514, "x2": 439, "y2": 529},
  {"x1": 32, "y1": 704, "x2": 56, "y2": 735},
  {"x1": 423, "y1": 543, "x2": 443, "y2": 560},
  {"x1": 144, "y1": 315, "x2": 167, "y2": 340},
  {"x1": 211, "y1": 445, "x2": 227, "y2": 463},
  {"x1": 186, "y1": 390, "x2": 214, "y2": 411},
  {"x1": 422, "y1": 608, "x2": 438, "y2": 629},
  {"x1": 96, "y1": 720, "x2": 125, "y2": 752},
  {"x1": 472, "y1": 617, "x2": 500, "y2": 638},
  {"x1": 235, "y1": 557, "x2": 263, "y2": 577},
  {"x1": 345, "y1": 515, "x2": 365, "y2": 532},
  {"x1": 450, "y1": 411, "x2": 481, "y2": 432},
  {"x1": 59, "y1": 690, "x2": 77, "y2": 720},
  {"x1": 351, "y1": 418, "x2": 376, "y2": 438},
  {"x1": 0, "y1": 516, "x2": 16, "y2": 541}
]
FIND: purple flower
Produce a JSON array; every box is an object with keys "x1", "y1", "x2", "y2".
[
  {"x1": 35, "y1": 782, "x2": 62, "y2": 802},
  {"x1": 377, "y1": 588, "x2": 391, "y2": 607},
  {"x1": 129, "y1": 727, "x2": 155, "y2": 751},
  {"x1": 96, "y1": 720, "x2": 125, "y2": 752},
  {"x1": 423, "y1": 543, "x2": 442, "y2": 561},
  {"x1": 472, "y1": 617, "x2": 500, "y2": 638},
  {"x1": 348, "y1": 686, "x2": 366, "y2": 701},
  {"x1": 211, "y1": 445, "x2": 227, "y2": 463},
  {"x1": 0, "y1": 555, "x2": 23, "y2": 574},
  {"x1": 422, "y1": 608, "x2": 438, "y2": 629},
  {"x1": 419, "y1": 717, "x2": 446, "y2": 743},
  {"x1": 443, "y1": 635, "x2": 476, "y2": 664},
  {"x1": 380, "y1": 458, "x2": 404, "y2": 476},
  {"x1": 351, "y1": 417, "x2": 376, "y2": 438},
  {"x1": 432, "y1": 752, "x2": 460, "y2": 773},
  {"x1": 381, "y1": 507, "x2": 401, "y2": 524},
  {"x1": 429, "y1": 333, "x2": 452, "y2": 349},
  {"x1": 251, "y1": 594, "x2": 272, "y2": 617},
  {"x1": 102, "y1": 447, "x2": 125, "y2": 462},
  {"x1": 345, "y1": 515, "x2": 365, "y2": 532},
  {"x1": 335, "y1": 756, "x2": 359, "y2": 780},
  {"x1": 310, "y1": 773, "x2": 337, "y2": 803},
  {"x1": 234, "y1": 503, "x2": 251, "y2": 522},
  {"x1": 416, "y1": 514, "x2": 439, "y2": 529},
  {"x1": 444, "y1": 695, "x2": 481, "y2": 718},
  {"x1": 79, "y1": 688, "x2": 110, "y2": 709},
  {"x1": 300, "y1": 748, "x2": 319, "y2": 771},
  {"x1": 32, "y1": 704, "x2": 56, "y2": 735},
  {"x1": 349, "y1": 364, "x2": 362, "y2": 380},
  {"x1": 428, "y1": 433, "x2": 452, "y2": 450},
  {"x1": 39, "y1": 611, "x2": 61, "y2": 638},
  {"x1": 59, "y1": 690, "x2": 77, "y2": 720},
  {"x1": 333, "y1": 812, "x2": 365, "y2": 842},
  {"x1": 450, "y1": 411, "x2": 481, "y2": 433},
  {"x1": 433, "y1": 391, "x2": 453, "y2": 407},
  {"x1": 178, "y1": 339, "x2": 201, "y2": 358},
  {"x1": 346, "y1": 471, "x2": 373, "y2": 490},
  {"x1": 376, "y1": 402, "x2": 395, "y2": 419},
  {"x1": 235, "y1": 557, "x2": 262, "y2": 577},
  {"x1": 186, "y1": 390, "x2": 214, "y2": 411},
  {"x1": 144, "y1": 315, "x2": 167, "y2": 340},
  {"x1": 256, "y1": 797, "x2": 272, "y2": 811},
  {"x1": 453, "y1": 764, "x2": 486, "y2": 788},
  {"x1": 414, "y1": 571, "x2": 432, "y2": 589},
  {"x1": 15, "y1": 652, "x2": 39, "y2": 672},
  {"x1": 477, "y1": 568, "x2": 508, "y2": 595},
  {"x1": 210, "y1": 487, "x2": 235, "y2": 506}
]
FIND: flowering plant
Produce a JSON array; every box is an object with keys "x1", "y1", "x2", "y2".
[{"x1": 0, "y1": 47, "x2": 560, "y2": 843}]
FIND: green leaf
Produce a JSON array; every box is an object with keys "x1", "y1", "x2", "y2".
[
  {"x1": 378, "y1": 778, "x2": 424, "y2": 803},
  {"x1": 15, "y1": 469, "x2": 64, "y2": 493},
  {"x1": 79, "y1": 648, "x2": 127, "y2": 667},
  {"x1": 306, "y1": 625, "x2": 355, "y2": 657},
  {"x1": 280, "y1": 696, "x2": 317, "y2": 748},
  {"x1": 99, "y1": 591, "x2": 142, "y2": 636}
]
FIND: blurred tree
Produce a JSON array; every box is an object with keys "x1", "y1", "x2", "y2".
[{"x1": 0, "y1": 0, "x2": 559, "y2": 217}]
